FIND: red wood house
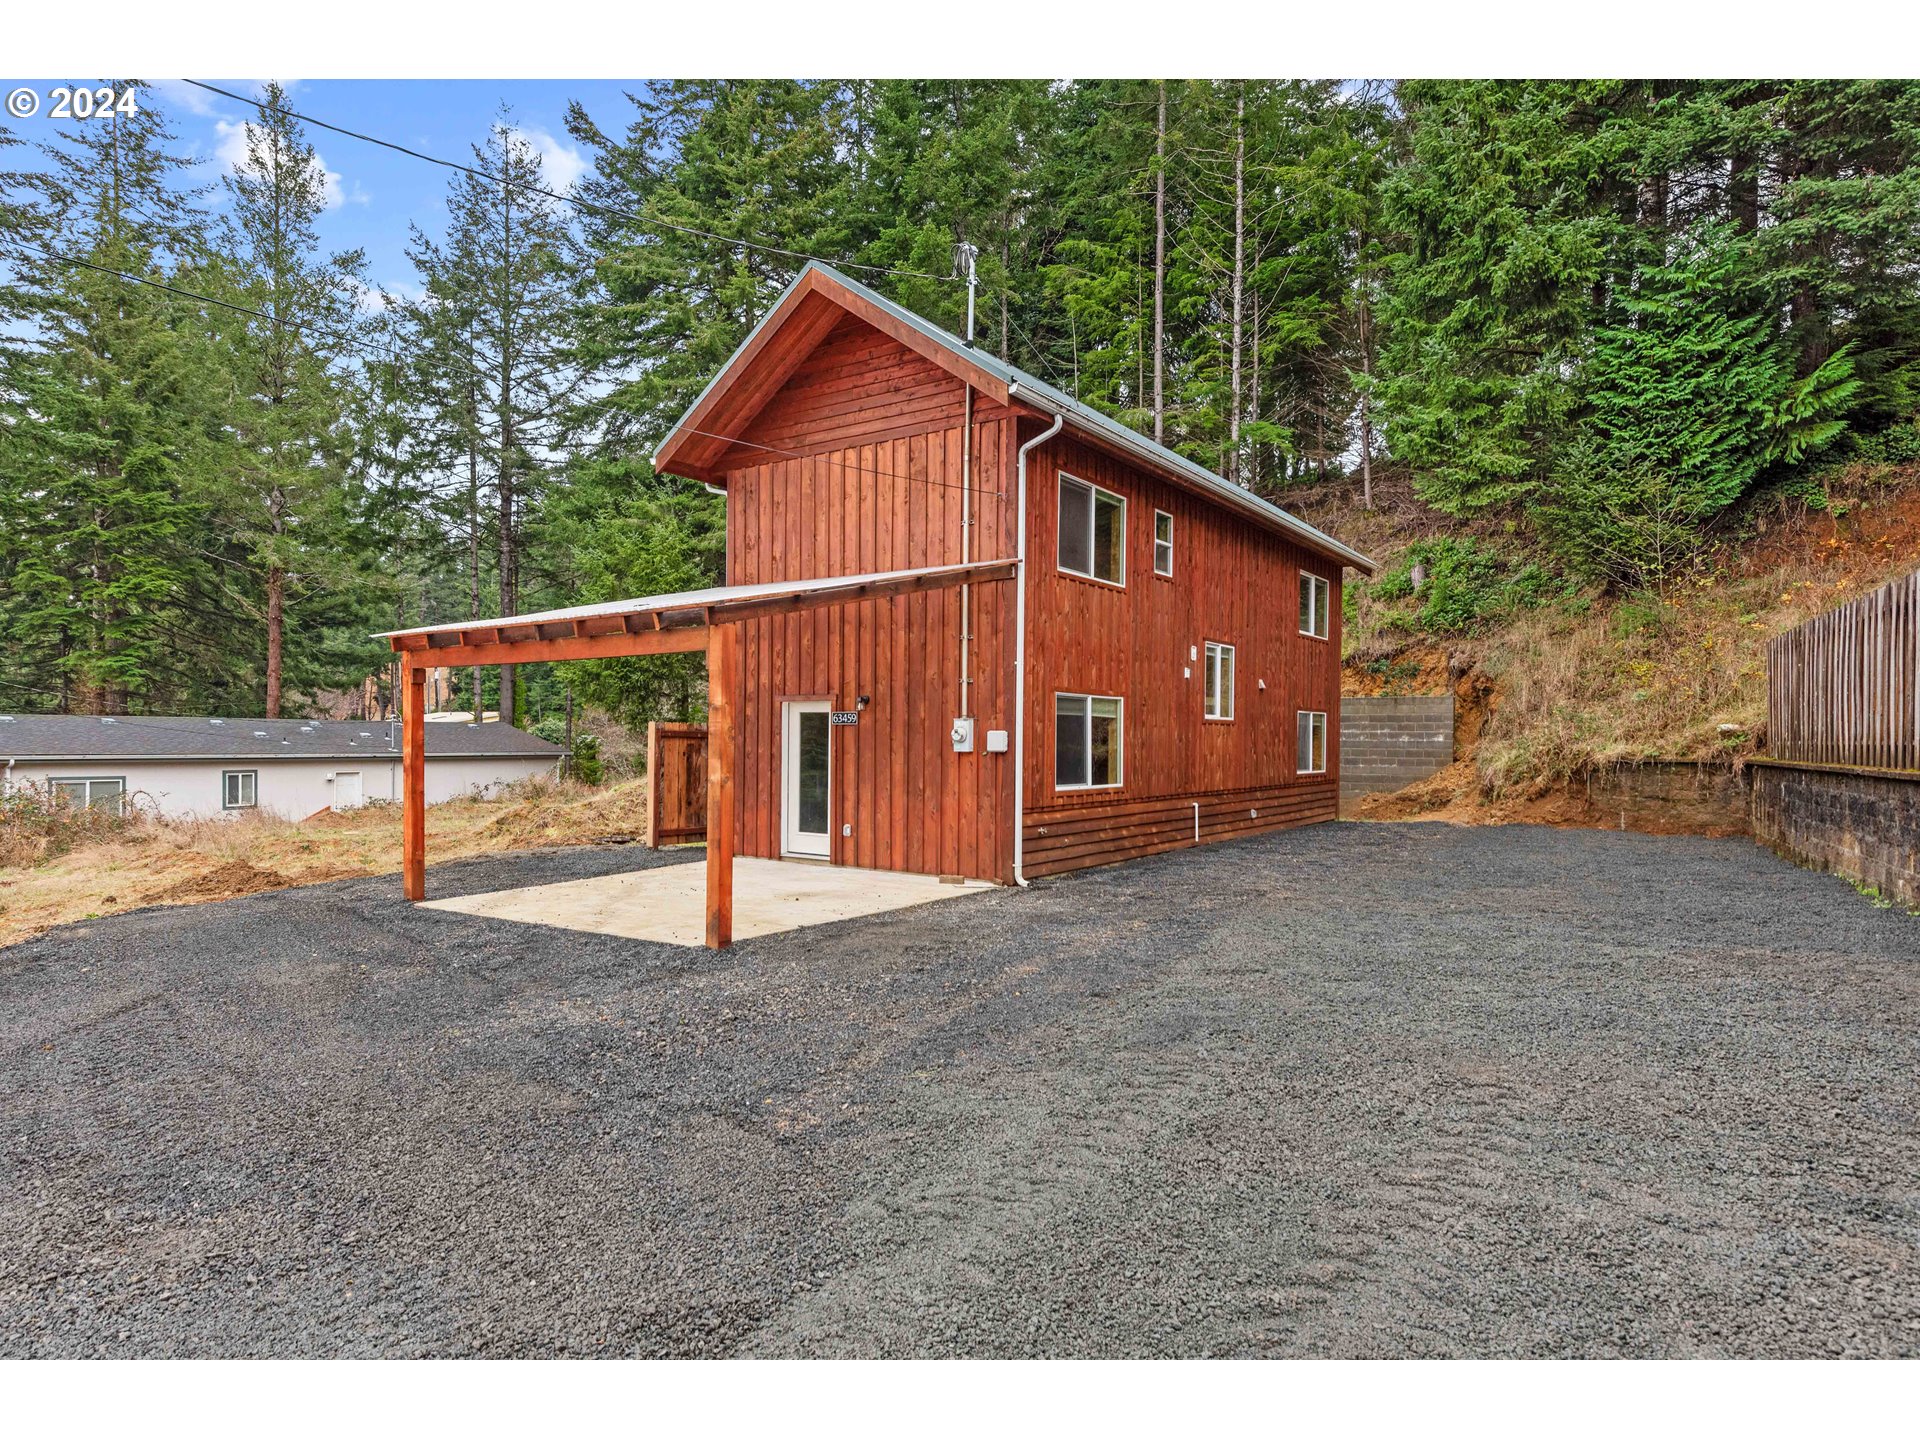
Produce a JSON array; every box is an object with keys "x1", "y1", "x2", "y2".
[{"x1": 381, "y1": 264, "x2": 1373, "y2": 945}]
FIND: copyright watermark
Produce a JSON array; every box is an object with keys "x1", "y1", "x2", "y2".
[{"x1": 6, "y1": 85, "x2": 141, "y2": 120}]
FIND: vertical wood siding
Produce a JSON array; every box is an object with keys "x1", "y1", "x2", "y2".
[
  {"x1": 713, "y1": 314, "x2": 1353, "y2": 885},
  {"x1": 1019, "y1": 433, "x2": 1342, "y2": 875},
  {"x1": 1768, "y1": 568, "x2": 1920, "y2": 771},
  {"x1": 722, "y1": 329, "x2": 1018, "y2": 882}
]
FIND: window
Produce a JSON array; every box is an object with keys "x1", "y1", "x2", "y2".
[
  {"x1": 50, "y1": 776, "x2": 126, "y2": 814},
  {"x1": 1203, "y1": 641, "x2": 1235, "y2": 721},
  {"x1": 1299, "y1": 571, "x2": 1331, "y2": 639},
  {"x1": 1057, "y1": 473, "x2": 1125, "y2": 584},
  {"x1": 1153, "y1": 510, "x2": 1174, "y2": 577},
  {"x1": 223, "y1": 770, "x2": 258, "y2": 810},
  {"x1": 1055, "y1": 693, "x2": 1124, "y2": 789},
  {"x1": 1297, "y1": 711, "x2": 1328, "y2": 774}
]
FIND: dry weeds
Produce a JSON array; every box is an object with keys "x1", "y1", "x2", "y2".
[{"x1": 0, "y1": 775, "x2": 651, "y2": 950}]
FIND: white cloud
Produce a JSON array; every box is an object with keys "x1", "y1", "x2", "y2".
[
  {"x1": 347, "y1": 277, "x2": 424, "y2": 315},
  {"x1": 151, "y1": 79, "x2": 296, "y2": 118},
  {"x1": 502, "y1": 125, "x2": 588, "y2": 193},
  {"x1": 214, "y1": 117, "x2": 367, "y2": 210}
]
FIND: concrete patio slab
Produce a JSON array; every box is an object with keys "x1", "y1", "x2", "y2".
[{"x1": 416, "y1": 854, "x2": 993, "y2": 946}]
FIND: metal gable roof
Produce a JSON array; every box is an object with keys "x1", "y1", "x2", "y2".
[
  {"x1": 654, "y1": 261, "x2": 1375, "y2": 574},
  {"x1": 0, "y1": 714, "x2": 563, "y2": 763}
]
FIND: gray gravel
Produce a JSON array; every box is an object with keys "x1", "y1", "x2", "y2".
[{"x1": 3, "y1": 822, "x2": 1918, "y2": 1357}]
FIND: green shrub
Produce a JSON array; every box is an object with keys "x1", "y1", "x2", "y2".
[
  {"x1": 1370, "y1": 538, "x2": 1571, "y2": 636},
  {"x1": 570, "y1": 734, "x2": 604, "y2": 786}
]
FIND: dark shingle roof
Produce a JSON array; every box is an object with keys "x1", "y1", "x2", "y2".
[{"x1": 0, "y1": 714, "x2": 563, "y2": 763}]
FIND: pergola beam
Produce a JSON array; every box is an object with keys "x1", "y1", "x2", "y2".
[{"x1": 383, "y1": 559, "x2": 1015, "y2": 951}]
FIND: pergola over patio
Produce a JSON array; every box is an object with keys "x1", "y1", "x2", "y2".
[{"x1": 377, "y1": 559, "x2": 1015, "y2": 948}]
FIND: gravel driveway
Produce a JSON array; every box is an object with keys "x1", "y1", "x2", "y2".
[{"x1": 3, "y1": 823, "x2": 1917, "y2": 1357}]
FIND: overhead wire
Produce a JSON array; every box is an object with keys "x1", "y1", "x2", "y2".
[
  {"x1": 181, "y1": 79, "x2": 957, "y2": 286},
  {"x1": 22, "y1": 245, "x2": 1006, "y2": 505}
]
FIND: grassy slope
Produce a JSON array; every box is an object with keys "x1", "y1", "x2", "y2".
[
  {"x1": 0, "y1": 776, "x2": 652, "y2": 949},
  {"x1": 1288, "y1": 463, "x2": 1920, "y2": 818}
]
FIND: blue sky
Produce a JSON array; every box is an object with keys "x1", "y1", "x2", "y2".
[{"x1": 6, "y1": 78, "x2": 653, "y2": 297}]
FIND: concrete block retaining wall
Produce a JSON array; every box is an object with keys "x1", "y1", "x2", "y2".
[
  {"x1": 1340, "y1": 695, "x2": 1454, "y2": 809},
  {"x1": 1750, "y1": 759, "x2": 1920, "y2": 908}
]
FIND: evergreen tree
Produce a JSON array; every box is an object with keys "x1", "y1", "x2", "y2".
[
  {"x1": 207, "y1": 81, "x2": 371, "y2": 717},
  {"x1": 0, "y1": 86, "x2": 215, "y2": 713}
]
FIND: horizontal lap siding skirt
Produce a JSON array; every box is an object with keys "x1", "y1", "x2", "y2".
[{"x1": 1020, "y1": 780, "x2": 1337, "y2": 877}]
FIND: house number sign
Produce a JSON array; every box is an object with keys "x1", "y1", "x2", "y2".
[{"x1": 829, "y1": 711, "x2": 860, "y2": 726}]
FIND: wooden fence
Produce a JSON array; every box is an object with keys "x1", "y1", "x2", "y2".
[
  {"x1": 645, "y1": 721, "x2": 709, "y2": 846},
  {"x1": 1768, "y1": 569, "x2": 1920, "y2": 771}
]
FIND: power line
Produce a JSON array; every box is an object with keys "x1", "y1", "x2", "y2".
[
  {"x1": 29, "y1": 244, "x2": 292, "y2": 329},
  {"x1": 182, "y1": 79, "x2": 956, "y2": 287},
  {"x1": 23, "y1": 260, "x2": 995, "y2": 505}
]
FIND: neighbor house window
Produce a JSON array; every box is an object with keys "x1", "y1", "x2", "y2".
[
  {"x1": 1055, "y1": 693, "x2": 1124, "y2": 789},
  {"x1": 1057, "y1": 473, "x2": 1125, "y2": 584},
  {"x1": 1153, "y1": 510, "x2": 1174, "y2": 577},
  {"x1": 1203, "y1": 641, "x2": 1235, "y2": 720},
  {"x1": 1297, "y1": 711, "x2": 1328, "y2": 774},
  {"x1": 223, "y1": 770, "x2": 258, "y2": 810},
  {"x1": 51, "y1": 776, "x2": 126, "y2": 814},
  {"x1": 1299, "y1": 571, "x2": 1331, "y2": 639}
]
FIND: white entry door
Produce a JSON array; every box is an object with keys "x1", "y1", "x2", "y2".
[
  {"x1": 332, "y1": 771, "x2": 363, "y2": 811},
  {"x1": 781, "y1": 700, "x2": 831, "y2": 858}
]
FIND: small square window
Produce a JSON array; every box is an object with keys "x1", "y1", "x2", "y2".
[
  {"x1": 1299, "y1": 572, "x2": 1331, "y2": 639},
  {"x1": 1204, "y1": 641, "x2": 1235, "y2": 721},
  {"x1": 1153, "y1": 511, "x2": 1173, "y2": 577},
  {"x1": 1297, "y1": 711, "x2": 1328, "y2": 774},
  {"x1": 224, "y1": 770, "x2": 258, "y2": 809}
]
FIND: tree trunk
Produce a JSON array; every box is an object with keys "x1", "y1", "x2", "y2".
[
  {"x1": 1153, "y1": 80, "x2": 1167, "y2": 444},
  {"x1": 1358, "y1": 280, "x2": 1375, "y2": 510},
  {"x1": 467, "y1": 324, "x2": 483, "y2": 722},
  {"x1": 1229, "y1": 85, "x2": 1245, "y2": 484},
  {"x1": 1729, "y1": 149, "x2": 1760, "y2": 233},
  {"x1": 265, "y1": 564, "x2": 285, "y2": 718},
  {"x1": 498, "y1": 185, "x2": 518, "y2": 728}
]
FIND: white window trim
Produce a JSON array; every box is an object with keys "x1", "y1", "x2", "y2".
[
  {"x1": 1153, "y1": 509, "x2": 1174, "y2": 578},
  {"x1": 1297, "y1": 710, "x2": 1328, "y2": 774},
  {"x1": 223, "y1": 769, "x2": 258, "y2": 810},
  {"x1": 50, "y1": 776, "x2": 127, "y2": 813},
  {"x1": 1203, "y1": 641, "x2": 1236, "y2": 721},
  {"x1": 1054, "y1": 691, "x2": 1125, "y2": 791},
  {"x1": 1300, "y1": 571, "x2": 1331, "y2": 640},
  {"x1": 1056, "y1": 471, "x2": 1127, "y2": 587}
]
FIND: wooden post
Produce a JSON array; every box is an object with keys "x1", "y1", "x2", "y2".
[
  {"x1": 402, "y1": 659, "x2": 427, "y2": 901},
  {"x1": 705, "y1": 624, "x2": 737, "y2": 949},
  {"x1": 644, "y1": 720, "x2": 661, "y2": 848}
]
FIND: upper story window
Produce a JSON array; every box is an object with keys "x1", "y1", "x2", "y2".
[
  {"x1": 1203, "y1": 641, "x2": 1235, "y2": 721},
  {"x1": 1058, "y1": 473, "x2": 1125, "y2": 585},
  {"x1": 1153, "y1": 510, "x2": 1174, "y2": 577},
  {"x1": 1299, "y1": 571, "x2": 1331, "y2": 639}
]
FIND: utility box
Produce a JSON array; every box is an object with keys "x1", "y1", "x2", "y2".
[
  {"x1": 950, "y1": 716, "x2": 975, "y2": 752},
  {"x1": 984, "y1": 728, "x2": 1009, "y2": 754}
]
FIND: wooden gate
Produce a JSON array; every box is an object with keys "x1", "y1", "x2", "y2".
[{"x1": 645, "y1": 721, "x2": 710, "y2": 846}]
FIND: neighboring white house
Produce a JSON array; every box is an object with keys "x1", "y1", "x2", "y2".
[{"x1": 0, "y1": 714, "x2": 564, "y2": 821}]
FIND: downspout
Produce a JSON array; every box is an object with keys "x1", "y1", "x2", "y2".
[
  {"x1": 1012, "y1": 404, "x2": 1066, "y2": 887},
  {"x1": 2, "y1": 756, "x2": 13, "y2": 799},
  {"x1": 959, "y1": 384, "x2": 972, "y2": 719}
]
